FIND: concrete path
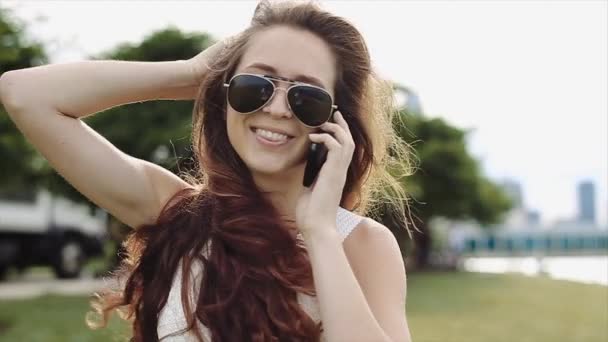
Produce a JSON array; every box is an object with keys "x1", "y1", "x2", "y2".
[{"x1": 0, "y1": 271, "x2": 109, "y2": 300}]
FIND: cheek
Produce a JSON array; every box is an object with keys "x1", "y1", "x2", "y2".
[
  {"x1": 226, "y1": 111, "x2": 245, "y2": 147},
  {"x1": 226, "y1": 108, "x2": 238, "y2": 125}
]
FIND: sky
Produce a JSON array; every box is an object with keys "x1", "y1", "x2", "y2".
[{"x1": 3, "y1": 0, "x2": 607, "y2": 227}]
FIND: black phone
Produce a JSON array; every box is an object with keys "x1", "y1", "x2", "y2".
[
  {"x1": 303, "y1": 141, "x2": 328, "y2": 187},
  {"x1": 302, "y1": 113, "x2": 335, "y2": 187}
]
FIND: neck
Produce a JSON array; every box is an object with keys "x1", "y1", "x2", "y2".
[{"x1": 251, "y1": 166, "x2": 305, "y2": 237}]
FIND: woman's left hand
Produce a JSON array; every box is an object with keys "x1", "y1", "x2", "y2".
[{"x1": 295, "y1": 110, "x2": 355, "y2": 239}]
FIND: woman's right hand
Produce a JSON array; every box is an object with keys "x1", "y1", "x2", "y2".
[{"x1": 187, "y1": 34, "x2": 240, "y2": 84}]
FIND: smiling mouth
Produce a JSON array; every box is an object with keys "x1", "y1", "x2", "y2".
[
  {"x1": 250, "y1": 128, "x2": 296, "y2": 147},
  {"x1": 250, "y1": 127, "x2": 295, "y2": 140}
]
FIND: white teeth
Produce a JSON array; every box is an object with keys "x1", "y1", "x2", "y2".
[{"x1": 255, "y1": 128, "x2": 289, "y2": 141}]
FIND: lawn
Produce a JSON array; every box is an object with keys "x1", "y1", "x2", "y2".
[
  {"x1": 407, "y1": 272, "x2": 607, "y2": 342},
  {"x1": 0, "y1": 272, "x2": 606, "y2": 341},
  {"x1": 0, "y1": 294, "x2": 129, "y2": 342}
]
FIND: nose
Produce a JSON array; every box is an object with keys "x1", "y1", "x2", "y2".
[{"x1": 262, "y1": 86, "x2": 292, "y2": 120}]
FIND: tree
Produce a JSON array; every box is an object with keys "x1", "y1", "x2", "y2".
[{"x1": 392, "y1": 109, "x2": 513, "y2": 269}]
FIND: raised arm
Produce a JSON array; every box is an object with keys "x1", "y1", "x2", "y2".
[{"x1": 0, "y1": 59, "x2": 201, "y2": 229}]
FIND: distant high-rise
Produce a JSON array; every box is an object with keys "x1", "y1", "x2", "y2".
[{"x1": 578, "y1": 181, "x2": 596, "y2": 223}]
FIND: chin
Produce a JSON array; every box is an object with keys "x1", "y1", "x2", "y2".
[
  {"x1": 243, "y1": 146, "x2": 308, "y2": 174},
  {"x1": 249, "y1": 164, "x2": 284, "y2": 176},
  {"x1": 248, "y1": 161, "x2": 290, "y2": 176},
  {"x1": 246, "y1": 158, "x2": 305, "y2": 179}
]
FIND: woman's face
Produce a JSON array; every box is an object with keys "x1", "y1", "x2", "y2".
[{"x1": 226, "y1": 25, "x2": 337, "y2": 179}]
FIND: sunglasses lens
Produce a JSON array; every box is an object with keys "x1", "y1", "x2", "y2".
[
  {"x1": 288, "y1": 86, "x2": 333, "y2": 126},
  {"x1": 227, "y1": 74, "x2": 274, "y2": 113}
]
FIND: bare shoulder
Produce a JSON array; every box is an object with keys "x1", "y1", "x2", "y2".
[
  {"x1": 343, "y1": 216, "x2": 400, "y2": 254},
  {"x1": 343, "y1": 216, "x2": 406, "y2": 276}
]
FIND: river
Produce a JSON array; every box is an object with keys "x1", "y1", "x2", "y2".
[{"x1": 462, "y1": 255, "x2": 608, "y2": 286}]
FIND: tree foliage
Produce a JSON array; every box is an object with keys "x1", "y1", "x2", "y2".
[
  {"x1": 392, "y1": 109, "x2": 512, "y2": 267},
  {"x1": 395, "y1": 111, "x2": 512, "y2": 226}
]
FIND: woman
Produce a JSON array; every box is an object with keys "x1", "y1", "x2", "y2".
[{"x1": 0, "y1": 1, "x2": 413, "y2": 341}]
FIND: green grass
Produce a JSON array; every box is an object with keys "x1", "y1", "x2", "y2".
[
  {"x1": 407, "y1": 272, "x2": 608, "y2": 342},
  {"x1": 0, "y1": 295, "x2": 130, "y2": 342},
  {"x1": 0, "y1": 272, "x2": 605, "y2": 341}
]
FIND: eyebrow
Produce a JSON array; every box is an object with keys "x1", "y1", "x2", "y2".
[{"x1": 243, "y1": 62, "x2": 326, "y2": 89}]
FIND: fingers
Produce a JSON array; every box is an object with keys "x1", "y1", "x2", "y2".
[
  {"x1": 317, "y1": 111, "x2": 353, "y2": 146},
  {"x1": 323, "y1": 112, "x2": 355, "y2": 151},
  {"x1": 308, "y1": 111, "x2": 355, "y2": 158},
  {"x1": 308, "y1": 132, "x2": 341, "y2": 150}
]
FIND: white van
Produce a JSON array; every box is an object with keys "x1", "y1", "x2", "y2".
[{"x1": 0, "y1": 188, "x2": 108, "y2": 279}]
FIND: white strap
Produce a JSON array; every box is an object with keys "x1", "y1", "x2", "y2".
[{"x1": 336, "y1": 207, "x2": 364, "y2": 241}]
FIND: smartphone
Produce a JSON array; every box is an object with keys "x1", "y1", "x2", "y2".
[
  {"x1": 303, "y1": 142, "x2": 328, "y2": 187},
  {"x1": 302, "y1": 113, "x2": 335, "y2": 187}
]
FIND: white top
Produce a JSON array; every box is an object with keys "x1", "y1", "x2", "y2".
[{"x1": 157, "y1": 207, "x2": 365, "y2": 341}]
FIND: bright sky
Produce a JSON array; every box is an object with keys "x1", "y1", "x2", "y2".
[{"x1": 4, "y1": 0, "x2": 607, "y2": 226}]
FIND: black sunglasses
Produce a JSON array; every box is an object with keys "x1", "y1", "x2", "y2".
[{"x1": 223, "y1": 73, "x2": 338, "y2": 128}]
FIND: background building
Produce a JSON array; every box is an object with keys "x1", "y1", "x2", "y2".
[{"x1": 578, "y1": 180, "x2": 596, "y2": 224}]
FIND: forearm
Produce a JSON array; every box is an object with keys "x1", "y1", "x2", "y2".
[
  {"x1": 0, "y1": 59, "x2": 199, "y2": 119},
  {"x1": 303, "y1": 229, "x2": 391, "y2": 342}
]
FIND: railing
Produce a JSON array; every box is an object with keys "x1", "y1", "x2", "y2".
[{"x1": 461, "y1": 232, "x2": 608, "y2": 257}]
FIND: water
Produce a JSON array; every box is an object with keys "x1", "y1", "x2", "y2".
[{"x1": 462, "y1": 255, "x2": 608, "y2": 286}]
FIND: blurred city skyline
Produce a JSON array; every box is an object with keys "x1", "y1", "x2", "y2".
[
  {"x1": 3, "y1": 0, "x2": 606, "y2": 226},
  {"x1": 498, "y1": 178, "x2": 604, "y2": 229}
]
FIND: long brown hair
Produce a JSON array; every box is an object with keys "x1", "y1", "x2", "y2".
[{"x1": 87, "y1": 1, "x2": 414, "y2": 341}]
